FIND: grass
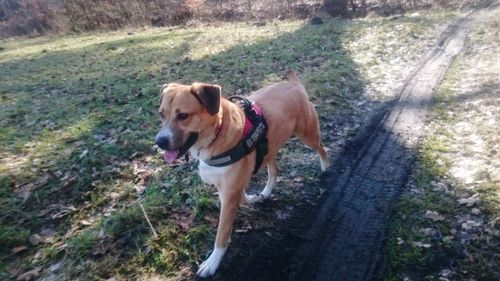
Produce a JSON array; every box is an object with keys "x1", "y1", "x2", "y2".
[{"x1": 0, "y1": 10, "x2": 460, "y2": 280}]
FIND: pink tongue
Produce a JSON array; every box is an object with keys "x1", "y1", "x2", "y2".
[{"x1": 163, "y1": 150, "x2": 179, "y2": 164}]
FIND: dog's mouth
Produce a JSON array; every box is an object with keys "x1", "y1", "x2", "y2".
[{"x1": 163, "y1": 133, "x2": 198, "y2": 164}]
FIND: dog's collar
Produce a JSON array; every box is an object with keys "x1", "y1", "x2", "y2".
[
  {"x1": 207, "y1": 112, "x2": 224, "y2": 148},
  {"x1": 202, "y1": 96, "x2": 268, "y2": 174}
]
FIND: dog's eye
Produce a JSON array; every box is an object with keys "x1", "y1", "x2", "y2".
[{"x1": 177, "y1": 113, "x2": 189, "y2": 121}]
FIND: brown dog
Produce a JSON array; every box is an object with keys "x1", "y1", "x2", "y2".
[{"x1": 155, "y1": 70, "x2": 329, "y2": 277}]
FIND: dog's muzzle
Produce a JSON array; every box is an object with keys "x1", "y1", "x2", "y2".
[{"x1": 155, "y1": 132, "x2": 198, "y2": 164}]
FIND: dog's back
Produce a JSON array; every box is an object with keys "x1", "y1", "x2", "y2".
[{"x1": 250, "y1": 71, "x2": 327, "y2": 170}]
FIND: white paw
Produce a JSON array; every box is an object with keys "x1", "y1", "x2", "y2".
[
  {"x1": 260, "y1": 188, "x2": 272, "y2": 199},
  {"x1": 196, "y1": 247, "x2": 226, "y2": 278},
  {"x1": 245, "y1": 193, "x2": 264, "y2": 204},
  {"x1": 320, "y1": 158, "x2": 329, "y2": 172}
]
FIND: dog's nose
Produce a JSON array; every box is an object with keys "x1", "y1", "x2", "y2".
[{"x1": 155, "y1": 135, "x2": 170, "y2": 150}]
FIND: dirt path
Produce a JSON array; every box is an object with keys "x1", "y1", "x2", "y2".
[{"x1": 212, "y1": 6, "x2": 491, "y2": 281}]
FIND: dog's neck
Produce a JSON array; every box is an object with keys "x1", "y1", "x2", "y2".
[
  {"x1": 190, "y1": 99, "x2": 245, "y2": 161},
  {"x1": 207, "y1": 111, "x2": 224, "y2": 148}
]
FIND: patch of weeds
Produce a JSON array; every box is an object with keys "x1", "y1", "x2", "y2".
[
  {"x1": 414, "y1": 137, "x2": 451, "y2": 189},
  {"x1": 0, "y1": 224, "x2": 30, "y2": 249},
  {"x1": 67, "y1": 228, "x2": 100, "y2": 258},
  {"x1": 192, "y1": 196, "x2": 216, "y2": 220},
  {"x1": 102, "y1": 206, "x2": 145, "y2": 238}
]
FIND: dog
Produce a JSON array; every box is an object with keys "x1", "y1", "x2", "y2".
[{"x1": 155, "y1": 70, "x2": 329, "y2": 277}]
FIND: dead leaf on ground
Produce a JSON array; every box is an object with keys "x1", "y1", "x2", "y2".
[
  {"x1": 48, "y1": 261, "x2": 63, "y2": 273},
  {"x1": 461, "y1": 219, "x2": 483, "y2": 231},
  {"x1": 11, "y1": 246, "x2": 28, "y2": 254},
  {"x1": 424, "y1": 210, "x2": 445, "y2": 221},
  {"x1": 29, "y1": 234, "x2": 41, "y2": 245},
  {"x1": 457, "y1": 194, "x2": 480, "y2": 207},
  {"x1": 50, "y1": 204, "x2": 77, "y2": 219},
  {"x1": 80, "y1": 219, "x2": 94, "y2": 226},
  {"x1": 412, "y1": 241, "x2": 432, "y2": 248},
  {"x1": 420, "y1": 228, "x2": 437, "y2": 236},
  {"x1": 93, "y1": 237, "x2": 116, "y2": 256},
  {"x1": 293, "y1": 176, "x2": 305, "y2": 182},
  {"x1": 29, "y1": 228, "x2": 57, "y2": 245},
  {"x1": 204, "y1": 214, "x2": 218, "y2": 228},
  {"x1": 235, "y1": 222, "x2": 253, "y2": 233},
  {"x1": 79, "y1": 149, "x2": 89, "y2": 159},
  {"x1": 172, "y1": 212, "x2": 195, "y2": 232},
  {"x1": 7, "y1": 264, "x2": 22, "y2": 277},
  {"x1": 14, "y1": 174, "x2": 50, "y2": 201},
  {"x1": 16, "y1": 266, "x2": 41, "y2": 281},
  {"x1": 471, "y1": 208, "x2": 481, "y2": 215}
]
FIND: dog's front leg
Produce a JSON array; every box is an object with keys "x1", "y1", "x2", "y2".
[{"x1": 197, "y1": 186, "x2": 242, "y2": 277}]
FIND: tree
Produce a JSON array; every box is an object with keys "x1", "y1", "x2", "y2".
[{"x1": 323, "y1": 0, "x2": 349, "y2": 17}]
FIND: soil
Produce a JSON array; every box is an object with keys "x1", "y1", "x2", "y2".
[{"x1": 207, "y1": 5, "x2": 494, "y2": 281}]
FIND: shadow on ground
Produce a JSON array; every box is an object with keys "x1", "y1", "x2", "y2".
[{"x1": 0, "y1": 19, "x2": 377, "y2": 280}]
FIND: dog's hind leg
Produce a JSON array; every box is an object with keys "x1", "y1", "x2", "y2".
[
  {"x1": 261, "y1": 159, "x2": 278, "y2": 198},
  {"x1": 301, "y1": 135, "x2": 329, "y2": 172},
  {"x1": 244, "y1": 159, "x2": 278, "y2": 204},
  {"x1": 295, "y1": 105, "x2": 330, "y2": 171}
]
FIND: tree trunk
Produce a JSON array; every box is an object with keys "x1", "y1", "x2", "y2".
[{"x1": 323, "y1": 0, "x2": 349, "y2": 17}]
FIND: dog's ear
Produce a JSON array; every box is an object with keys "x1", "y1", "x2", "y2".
[
  {"x1": 190, "y1": 83, "x2": 221, "y2": 116},
  {"x1": 159, "y1": 83, "x2": 169, "y2": 105}
]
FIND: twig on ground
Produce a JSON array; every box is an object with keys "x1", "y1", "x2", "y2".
[{"x1": 139, "y1": 202, "x2": 158, "y2": 239}]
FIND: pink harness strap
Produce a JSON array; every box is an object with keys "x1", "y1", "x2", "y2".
[{"x1": 242, "y1": 104, "x2": 262, "y2": 139}]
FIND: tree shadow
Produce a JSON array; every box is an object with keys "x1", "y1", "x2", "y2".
[{"x1": 0, "y1": 19, "x2": 373, "y2": 279}]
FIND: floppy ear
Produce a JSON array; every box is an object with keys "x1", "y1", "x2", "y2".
[
  {"x1": 190, "y1": 83, "x2": 221, "y2": 116},
  {"x1": 159, "y1": 83, "x2": 169, "y2": 105}
]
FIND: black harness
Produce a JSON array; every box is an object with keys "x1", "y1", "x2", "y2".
[{"x1": 203, "y1": 96, "x2": 268, "y2": 174}]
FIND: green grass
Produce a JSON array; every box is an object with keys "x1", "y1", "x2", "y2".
[{"x1": 0, "y1": 11, "x2": 460, "y2": 280}]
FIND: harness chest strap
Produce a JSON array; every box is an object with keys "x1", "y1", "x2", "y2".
[{"x1": 203, "y1": 96, "x2": 268, "y2": 174}]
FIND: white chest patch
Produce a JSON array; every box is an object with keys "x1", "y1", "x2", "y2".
[{"x1": 198, "y1": 160, "x2": 232, "y2": 186}]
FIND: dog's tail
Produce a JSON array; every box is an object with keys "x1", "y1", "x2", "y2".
[{"x1": 286, "y1": 69, "x2": 301, "y2": 83}]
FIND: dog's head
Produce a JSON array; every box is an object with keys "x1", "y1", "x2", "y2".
[{"x1": 156, "y1": 82, "x2": 221, "y2": 163}]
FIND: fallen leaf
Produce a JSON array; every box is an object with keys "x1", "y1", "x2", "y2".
[
  {"x1": 457, "y1": 194, "x2": 480, "y2": 207},
  {"x1": 235, "y1": 222, "x2": 252, "y2": 233},
  {"x1": 420, "y1": 228, "x2": 436, "y2": 236},
  {"x1": 80, "y1": 219, "x2": 94, "y2": 226},
  {"x1": 7, "y1": 264, "x2": 22, "y2": 277},
  {"x1": 29, "y1": 234, "x2": 41, "y2": 245},
  {"x1": 440, "y1": 269, "x2": 453, "y2": 277},
  {"x1": 15, "y1": 183, "x2": 34, "y2": 201},
  {"x1": 172, "y1": 211, "x2": 195, "y2": 232},
  {"x1": 412, "y1": 241, "x2": 432, "y2": 248},
  {"x1": 204, "y1": 214, "x2": 218, "y2": 228},
  {"x1": 48, "y1": 261, "x2": 63, "y2": 273},
  {"x1": 79, "y1": 149, "x2": 89, "y2": 159},
  {"x1": 16, "y1": 266, "x2": 41, "y2": 281},
  {"x1": 276, "y1": 210, "x2": 290, "y2": 220},
  {"x1": 50, "y1": 205, "x2": 76, "y2": 219},
  {"x1": 461, "y1": 220, "x2": 482, "y2": 231},
  {"x1": 93, "y1": 237, "x2": 116, "y2": 256},
  {"x1": 424, "y1": 210, "x2": 445, "y2": 221},
  {"x1": 293, "y1": 176, "x2": 305, "y2": 182},
  {"x1": 11, "y1": 246, "x2": 28, "y2": 254}
]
